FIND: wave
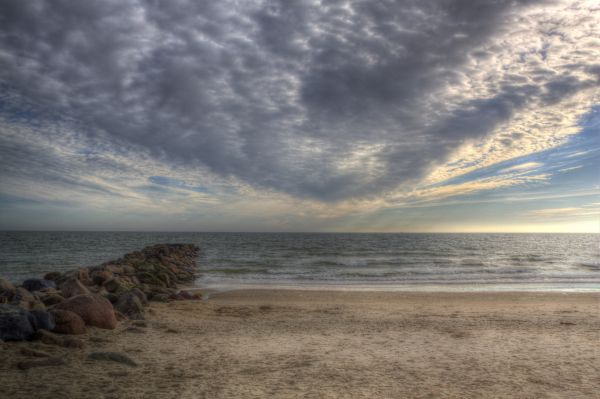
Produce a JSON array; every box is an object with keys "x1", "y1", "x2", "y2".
[{"x1": 578, "y1": 263, "x2": 600, "y2": 272}]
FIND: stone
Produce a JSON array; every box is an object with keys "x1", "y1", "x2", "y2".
[
  {"x1": 41, "y1": 293, "x2": 65, "y2": 306},
  {"x1": 123, "y1": 265, "x2": 136, "y2": 275},
  {"x1": 0, "y1": 278, "x2": 16, "y2": 303},
  {"x1": 43, "y1": 272, "x2": 62, "y2": 282},
  {"x1": 22, "y1": 278, "x2": 56, "y2": 292},
  {"x1": 91, "y1": 270, "x2": 113, "y2": 285},
  {"x1": 149, "y1": 293, "x2": 170, "y2": 302},
  {"x1": 17, "y1": 357, "x2": 66, "y2": 370},
  {"x1": 74, "y1": 268, "x2": 92, "y2": 286},
  {"x1": 20, "y1": 347, "x2": 52, "y2": 357},
  {"x1": 125, "y1": 326, "x2": 145, "y2": 334},
  {"x1": 102, "y1": 292, "x2": 119, "y2": 304},
  {"x1": 104, "y1": 264, "x2": 124, "y2": 275},
  {"x1": 114, "y1": 310, "x2": 126, "y2": 321},
  {"x1": 34, "y1": 328, "x2": 63, "y2": 345},
  {"x1": 49, "y1": 309, "x2": 86, "y2": 335},
  {"x1": 11, "y1": 287, "x2": 35, "y2": 308},
  {"x1": 29, "y1": 301, "x2": 47, "y2": 311},
  {"x1": 59, "y1": 277, "x2": 91, "y2": 298},
  {"x1": 34, "y1": 329, "x2": 85, "y2": 348},
  {"x1": 172, "y1": 293, "x2": 185, "y2": 301},
  {"x1": 29, "y1": 309, "x2": 56, "y2": 331},
  {"x1": 55, "y1": 294, "x2": 117, "y2": 329},
  {"x1": 178, "y1": 290, "x2": 201, "y2": 300},
  {"x1": 115, "y1": 292, "x2": 144, "y2": 320},
  {"x1": 61, "y1": 335, "x2": 85, "y2": 349},
  {"x1": 130, "y1": 287, "x2": 148, "y2": 305},
  {"x1": 87, "y1": 351, "x2": 138, "y2": 367},
  {"x1": 0, "y1": 304, "x2": 35, "y2": 341},
  {"x1": 103, "y1": 277, "x2": 133, "y2": 294},
  {"x1": 136, "y1": 270, "x2": 166, "y2": 288}
]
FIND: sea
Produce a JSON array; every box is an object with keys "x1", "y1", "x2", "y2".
[{"x1": 1, "y1": 231, "x2": 599, "y2": 292}]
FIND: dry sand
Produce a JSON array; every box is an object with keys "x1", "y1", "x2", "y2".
[{"x1": 1, "y1": 290, "x2": 599, "y2": 398}]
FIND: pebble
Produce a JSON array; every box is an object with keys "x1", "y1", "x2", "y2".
[{"x1": 17, "y1": 357, "x2": 66, "y2": 370}]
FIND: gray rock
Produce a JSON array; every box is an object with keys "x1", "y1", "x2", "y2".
[
  {"x1": 0, "y1": 304, "x2": 35, "y2": 341},
  {"x1": 29, "y1": 309, "x2": 56, "y2": 331},
  {"x1": 22, "y1": 278, "x2": 56, "y2": 292},
  {"x1": 88, "y1": 351, "x2": 138, "y2": 367},
  {"x1": 43, "y1": 272, "x2": 62, "y2": 282},
  {"x1": 115, "y1": 292, "x2": 145, "y2": 320}
]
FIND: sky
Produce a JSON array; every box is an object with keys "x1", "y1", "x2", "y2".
[{"x1": 0, "y1": 0, "x2": 598, "y2": 232}]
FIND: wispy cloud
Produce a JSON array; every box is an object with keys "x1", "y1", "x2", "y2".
[
  {"x1": 499, "y1": 162, "x2": 542, "y2": 174},
  {"x1": 528, "y1": 203, "x2": 600, "y2": 218}
]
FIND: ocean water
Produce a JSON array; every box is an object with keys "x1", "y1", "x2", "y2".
[{"x1": 1, "y1": 231, "x2": 599, "y2": 292}]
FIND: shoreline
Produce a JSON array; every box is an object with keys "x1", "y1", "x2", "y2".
[
  {"x1": 203, "y1": 288, "x2": 600, "y2": 306},
  {"x1": 3, "y1": 288, "x2": 598, "y2": 398},
  {"x1": 192, "y1": 280, "x2": 600, "y2": 295}
]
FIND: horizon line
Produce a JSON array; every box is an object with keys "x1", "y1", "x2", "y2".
[{"x1": 0, "y1": 229, "x2": 597, "y2": 234}]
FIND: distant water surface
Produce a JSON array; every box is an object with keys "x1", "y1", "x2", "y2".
[{"x1": 0, "y1": 232, "x2": 599, "y2": 291}]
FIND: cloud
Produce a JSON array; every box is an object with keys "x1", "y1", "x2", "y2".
[
  {"x1": 0, "y1": 0, "x2": 598, "y2": 207},
  {"x1": 499, "y1": 162, "x2": 542, "y2": 173},
  {"x1": 527, "y1": 203, "x2": 600, "y2": 218},
  {"x1": 391, "y1": 172, "x2": 551, "y2": 207},
  {"x1": 557, "y1": 165, "x2": 582, "y2": 173}
]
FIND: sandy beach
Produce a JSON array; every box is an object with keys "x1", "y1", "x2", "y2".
[{"x1": 1, "y1": 289, "x2": 599, "y2": 398}]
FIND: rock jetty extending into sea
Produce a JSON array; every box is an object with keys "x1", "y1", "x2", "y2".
[{"x1": 0, "y1": 243, "x2": 201, "y2": 343}]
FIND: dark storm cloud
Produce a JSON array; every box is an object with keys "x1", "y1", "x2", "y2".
[{"x1": 0, "y1": 0, "x2": 596, "y2": 201}]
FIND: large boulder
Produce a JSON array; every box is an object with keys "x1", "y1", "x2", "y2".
[
  {"x1": 114, "y1": 292, "x2": 144, "y2": 320},
  {"x1": 22, "y1": 278, "x2": 56, "y2": 292},
  {"x1": 59, "y1": 277, "x2": 90, "y2": 298},
  {"x1": 0, "y1": 278, "x2": 16, "y2": 303},
  {"x1": 55, "y1": 294, "x2": 117, "y2": 329},
  {"x1": 0, "y1": 304, "x2": 35, "y2": 341},
  {"x1": 49, "y1": 309, "x2": 86, "y2": 335}
]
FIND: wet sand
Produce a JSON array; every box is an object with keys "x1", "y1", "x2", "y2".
[{"x1": 1, "y1": 290, "x2": 599, "y2": 398}]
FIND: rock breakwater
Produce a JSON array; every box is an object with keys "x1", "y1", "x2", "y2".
[{"x1": 0, "y1": 243, "x2": 201, "y2": 345}]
